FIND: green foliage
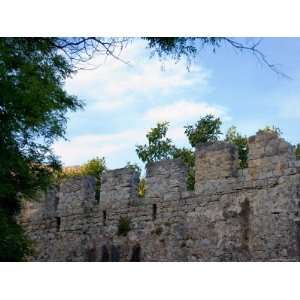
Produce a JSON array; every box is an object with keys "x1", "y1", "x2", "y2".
[
  {"x1": 83, "y1": 157, "x2": 106, "y2": 203},
  {"x1": 225, "y1": 126, "x2": 249, "y2": 169},
  {"x1": 126, "y1": 162, "x2": 141, "y2": 174},
  {"x1": 172, "y1": 147, "x2": 195, "y2": 190},
  {"x1": 59, "y1": 157, "x2": 106, "y2": 203},
  {"x1": 117, "y1": 216, "x2": 131, "y2": 236},
  {"x1": 186, "y1": 170, "x2": 196, "y2": 191},
  {"x1": 143, "y1": 38, "x2": 282, "y2": 76},
  {"x1": 58, "y1": 157, "x2": 106, "y2": 179},
  {"x1": 172, "y1": 147, "x2": 195, "y2": 168},
  {"x1": 258, "y1": 125, "x2": 282, "y2": 136},
  {"x1": 125, "y1": 162, "x2": 145, "y2": 198},
  {"x1": 296, "y1": 144, "x2": 300, "y2": 160},
  {"x1": 0, "y1": 209, "x2": 33, "y2": 261},
  {"x1": 0, "y1": 38, "x2": 83, "y2": 260},
  {"x1": 80, "y1": 157, "x2": 106, "y2": 177},
  {"x1": 153, "y1": 227, "x2": 163, "y2": 235},
  {"x1": 144, "y1": 37, "x2": 223, "y2": 66},
  {"x1": 136, "y1": 122, "x2": 175, "y2": 164},
  {"x1": 138, "y1": 178, "x2": 146, "y2": 198},
  {"x1": 179, "y1": 115, "x2": 222, "y2": 190},
  {"x1": 184, "y1": 115, "x2": 222, "y2": 147}
]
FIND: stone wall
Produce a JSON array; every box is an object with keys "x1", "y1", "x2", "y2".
[{"x1": 19, "y1": 131, "x2": 300, "y2": 261}]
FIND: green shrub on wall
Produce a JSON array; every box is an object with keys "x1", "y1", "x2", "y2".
[
  {"x1": 225, "y1": 126, "x2": 249, "y2": 169},
  {"x1": 258, "y1": 125, "x2": 282, "y2": 136},
  {"x1": 117, "y1": 216, "x2": 131, "y2": 236},
  {"x1": 125, "y1": 162, "x2": 141, "y2": 174},
  {"x1": 59, "y1": 157, "x2": 106, "y2": 179},
  {"x1": 136, "y1": 122, "x2": 175, "y2": 164},
  {"x1": 138, "y1": 178, "x2": 146, "y2": 198},
  {"x1": 56, "y1": 157, "x2": 106, "y2": 202},
  {"x1": 125, "y1": 162, "x2": 145, "y2": 198},
  {"x1": 184, "y1": 114, "x2": 222, "y2": 147}
]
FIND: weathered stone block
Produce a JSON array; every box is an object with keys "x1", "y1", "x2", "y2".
[{"x1": 195, "y1": 142, "x2": 239, "y2": 194}]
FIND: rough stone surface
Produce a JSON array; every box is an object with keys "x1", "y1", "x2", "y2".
[{"x1": 19, "y1": 131, "x2": 300, "y2": 261}]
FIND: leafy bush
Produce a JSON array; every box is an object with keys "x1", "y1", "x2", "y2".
[
  {"x1": 126, "y1": 162, "x2": 141, "y2": 174},
  {"x1": 57, "y1": 157, "x2": 106, "y2": 202},
  {"x1": 186, "y1": 169, "x2": 196, "y2": 191},
  {"x1": 138, "y1": 178, "x2": 146, "y2": 198},
  {"x1": 80, "y1": 157, "x2": 106, "y2": 177},
  {"x1": 184, "y1": 115, "x2": 222, "y2": 147},
  {"x1": 172, "y1": 147, "x2": 195, "y2": 190},
  {"x1": 117, "y1": 216, "x2": 131, "y2": 236},
  {"x1": 225, "y1": 126, "x2": 249, "y2": 169},
  {"x1": 136, "y1": 122, "x2": 175, "y2": 164},
  {"x1": 135, "y1": 116, "x2": 254, "y2": 191},
  {"x1": 154, "y1": 227, "x2": 163, "y2": 235},
  {"x1": 172, "y1": 147, "x2": 195, "y2": 168},
  {"x1": 0, "y1": 210, "x2": 33, "y2": 261},
  {"x1": 179, "y1": 115, "x2": 222, "y2": 190},
  {"x1": 126, "y1": 162, "x2": 145, "y2": 197},
  {"x1": 258, "y1": 125, "x2": 282, "y2": 136},
  {"x1": 59, "y1": 157, "x2": 106, "y2": 179}
]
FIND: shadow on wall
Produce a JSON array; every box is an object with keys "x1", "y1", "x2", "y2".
[{"x1": 99, "y1": 244, "x2": 141, "y2": 262}]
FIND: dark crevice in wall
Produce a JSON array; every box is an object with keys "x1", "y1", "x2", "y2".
[
  {"x1": 240, "y1": 198, "x2": 250, "y2": 258},
  {"x1": 103, "y1": 210, "x2": 107, "y2": 226},
  {"x1": 54, "y1": 196, "x2": 59, "y2": 212},
  {"x1": 130, "y1": 244, "x2": 141, "y2": 262},
  {"x1": 295, "y1": 221, "x2": 300, "y2": 260},
  {"x1": 95, "y1": 178, "x2": 101, "y2": 203},
  {"x1": 86, "y1": 247, "x2": 97, "y2": 262},
  {"x1": 55, "y1": 217, "x2": 61, "y2": 232},
  {"x1": 152, "y1": 204, "x2": 157, "y2": 220},
  {"x1": 111, "y1": 245, "x2": 120, "y2": 262},
  {"x1": 101, "y1": 245, "x2": 109, "y2": 262},
  {"x1": 54, "y1": 185, "x2": 60, "y2": 211}
]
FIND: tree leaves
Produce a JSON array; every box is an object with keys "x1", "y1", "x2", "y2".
[
  {"x1": 136, "y1": 122, "x2": 175, "y2": 164},
  {"x1": 184, "y1": 115, "x2": 222, "y2": 147},
  {"x1": 0, "y1": 38, "x2": 83, "y2": 260}
]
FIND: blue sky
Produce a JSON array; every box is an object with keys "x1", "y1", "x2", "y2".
[{"x1": 53, "y1": 38, "x2": 300, "y2": 169}]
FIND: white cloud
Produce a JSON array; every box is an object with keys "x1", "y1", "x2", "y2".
[
  {"x1": 53, "y1": 124, "x2": 191, "y2": 166},
  {"x1": 143, "y1": 100, "x2": 230, "y2": 124},
  {"x1": 65, "y1": 41, "x2": 210, "y2": 107},
  {"x1": 55, "y1": 41, "x2": 218, "y2": 167},
  {"x1": 103, "y1": 61, "x2": 209, "y2": 97},
  {"x1": 91, "y1": 98, "x2": 130, "y2": 111},
  {"x1": 53, "y1": 129, "x2": 146, "y2": 166}
]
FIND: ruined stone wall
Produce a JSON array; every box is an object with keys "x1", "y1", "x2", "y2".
[{"x1": 19, "y1": 131, "x2": 300, "y2": 261}]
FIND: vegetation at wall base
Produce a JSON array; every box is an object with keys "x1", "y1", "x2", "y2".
[{"x1": 0, "y1": 209, "x2": 33, "y2": 261}]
